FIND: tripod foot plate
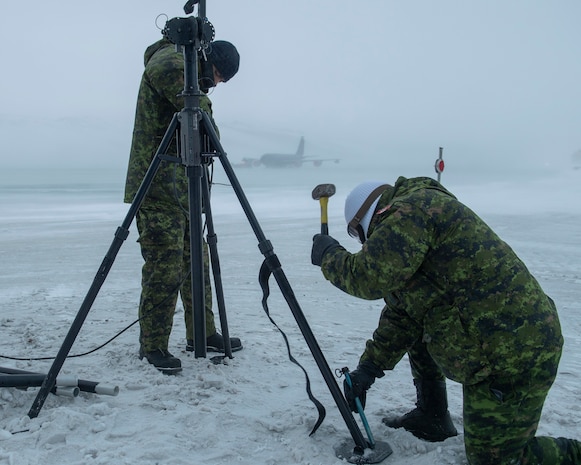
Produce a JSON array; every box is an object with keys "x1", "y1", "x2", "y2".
[{"x1": 334, "y1": 439, "x2": 393, "y2": 464}]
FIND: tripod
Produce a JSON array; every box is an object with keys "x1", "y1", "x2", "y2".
[{"x1": 27, "y1": 2, "x2": 392, "y2": 463}]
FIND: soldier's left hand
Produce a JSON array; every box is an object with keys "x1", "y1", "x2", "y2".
[{"x1": 343, "y1": 362, "x2": 383, "y2": 412}]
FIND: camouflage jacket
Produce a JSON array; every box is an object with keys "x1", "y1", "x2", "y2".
[
  {"x1": 321, "y1": 176, "x2": 563, "y2": 385},
  {"x1": 124, "y1": 38, "x2": 216, "y2": 206}
]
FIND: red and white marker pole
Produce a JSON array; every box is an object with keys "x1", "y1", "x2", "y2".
[{"x1": 434, "y1": 147, "x2": 445, "y2": 182}]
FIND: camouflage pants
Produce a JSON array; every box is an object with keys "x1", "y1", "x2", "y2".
[
  {"x1": 136, "y1": 202, "x2": 216, "y2": 352},
  {"x1": 408, "y1": 338, "x2": 446, "y2": 381},
  {"x1": 409, "y1": 340, "x2": 581, "y2": 464}
]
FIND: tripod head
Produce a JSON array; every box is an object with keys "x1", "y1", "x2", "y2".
[
  {"x1": 162, "y1": 0, "x2": 215, "y2": 92},
  {"x1": 162, "y1": 14, "x2": 215, "y2": 47}
]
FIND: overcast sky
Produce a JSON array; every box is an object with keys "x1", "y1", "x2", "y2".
[{"x1": 1, "y1": 1, "x2": 580, "y2": 185}]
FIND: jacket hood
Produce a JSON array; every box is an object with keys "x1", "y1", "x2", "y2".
[
  {"x1": 144, "y1": 38, "x2": 172, "y2": 66},
  {"x1": 391, "y1": 176, "x2": 454, "y2": 199},
  {"x1": 366, "y1": 176, "x2": 456, "y2": 237}
]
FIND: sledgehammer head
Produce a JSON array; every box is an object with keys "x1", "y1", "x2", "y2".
[
  {"x1": 311, "y1": 183, "x2": 336, "y2": 201},
  {"x1": 312, "y1": 184, "x2": 336, "y2": 235}
]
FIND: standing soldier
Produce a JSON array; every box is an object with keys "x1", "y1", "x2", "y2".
[
  {"x1": 125, "y1": 38, "x2": 243, "y2": 374},
  {"x1": 311, "y1": 176, "x2": 581, "y2": 464}
]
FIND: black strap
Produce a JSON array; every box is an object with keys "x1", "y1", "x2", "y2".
[{"x1": 258, "y1": 259, "x2": 326, "y2": 436}]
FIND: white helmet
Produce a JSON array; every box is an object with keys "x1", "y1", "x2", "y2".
[{"x1": 344, "y1": 181, "x2": 391, "y2": 242}]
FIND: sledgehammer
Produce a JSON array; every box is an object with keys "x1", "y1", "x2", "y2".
[{"x1": 312, "y1": 183, "x2": 336, "y2": 235}]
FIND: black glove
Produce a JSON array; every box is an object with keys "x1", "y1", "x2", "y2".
[
  {"x1": 343, "y1": 362, "x2": 383, "y2": 413},
  {"x1": 311, "y1": 234, "x2": 341, "y2": 267}
]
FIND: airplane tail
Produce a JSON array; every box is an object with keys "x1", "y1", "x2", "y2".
[{"x1": 296, "y1": 136, "x2": 305, "y2": 157}]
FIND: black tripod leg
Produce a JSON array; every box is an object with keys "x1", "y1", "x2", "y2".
[
  {"x1": 27, "y1": 115, "x2": 180, "y2": 419},
  {"x1": 201, "y1": 166, "x2": 232, "y2": 358},
  {"x1": 186, "y1": 162, "x2": 207, "y2": 358},
  {"x1": 198, "y1": 113, "x2": 370, "y2": 452}
]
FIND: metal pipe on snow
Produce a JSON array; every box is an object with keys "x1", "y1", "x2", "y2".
[{"x1": 0, "y1": 367, "x2": 119, "y2": 396}]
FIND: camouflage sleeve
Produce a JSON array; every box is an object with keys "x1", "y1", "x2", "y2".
[
  {"x1": 359, "y1": 297, "x2": 423, "y2": 371},
  {"x1": 321, "y1": 202, "x2": 431, "y2": 300}
]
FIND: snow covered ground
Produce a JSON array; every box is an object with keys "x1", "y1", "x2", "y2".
[{"x1": 0, "y1": 165, "x2": 580, "y2": 465}]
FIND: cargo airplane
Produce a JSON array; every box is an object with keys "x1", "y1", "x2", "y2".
[{"x1": 234, "y1": 137, "x2": 340, "y2": 168}]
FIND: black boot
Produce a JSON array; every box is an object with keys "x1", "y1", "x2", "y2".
[
  {"x1": 186, "y1": 333, "x2": 243, "y2": 353},
  {"x1": 383, "y1": 379, "x2": 457, "y2": 442},
  {"x1": 139, "y1": 347, "x2": 182, "y2": 375}
]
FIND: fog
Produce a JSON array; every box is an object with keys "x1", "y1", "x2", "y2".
[{"x1": 1, "y1": 1, "x2": 580, "y2": 186}]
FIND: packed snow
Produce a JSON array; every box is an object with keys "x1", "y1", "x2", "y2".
[{"x1": 1, "y1": 165, "x2": 580, "y2": 465}]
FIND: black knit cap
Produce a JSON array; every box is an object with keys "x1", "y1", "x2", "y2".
[{"x1": 207, "y1": 40, "x2": 240, "y2": 82}]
